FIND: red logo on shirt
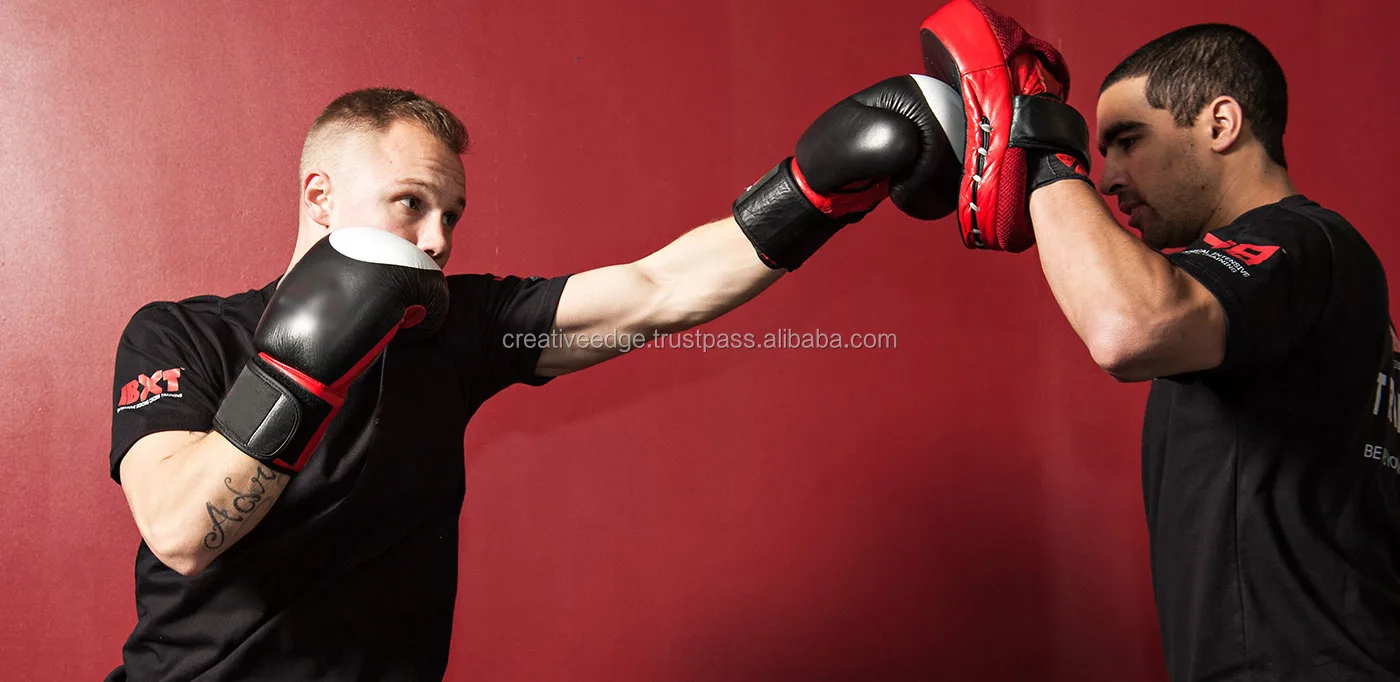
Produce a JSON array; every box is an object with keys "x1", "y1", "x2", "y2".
[
  {"x1": 1203, "y1": 233, "x2": 1281, "y2": 266},
  {"x1": 116, "y1": 368, "x2": 183, "y2": 412}
]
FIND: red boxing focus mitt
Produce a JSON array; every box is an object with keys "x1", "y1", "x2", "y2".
[{"x1": 921, "y1": 0, "x2": 1091, "y2": 252}]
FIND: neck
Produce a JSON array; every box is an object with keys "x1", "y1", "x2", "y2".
[
  {"x1": 285, "y1": 223, "x2": 329, "y2": 280},
  {"x1": 1203, "y1": 154, "x2": 1297, "y2": 232}
]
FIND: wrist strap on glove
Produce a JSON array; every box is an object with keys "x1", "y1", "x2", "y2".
[
  {"x1": 1027, "y1": 150, "x2": 1093, "y2": 193},
  {"x1": 1011, "y1": 95, "x2": 1094, "y2": 193},
  {"x1": 212, "y1": 354, "x2": 342, "y2": 474},
  {"x1": 732, "y1": 158, "x2": 855, "y2": 271}
]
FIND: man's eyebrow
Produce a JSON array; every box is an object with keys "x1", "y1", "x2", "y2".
[
  {"x1": 395, "y1": 177, "x2": 466, "y2": 208},
  {"x1": 1098, "y1": 120, "x2": 1145, "y2": 156}
]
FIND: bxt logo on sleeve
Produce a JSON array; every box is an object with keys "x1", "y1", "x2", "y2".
[{"x1": 116, "y1": 368, "x2": 183, "y2": 413}]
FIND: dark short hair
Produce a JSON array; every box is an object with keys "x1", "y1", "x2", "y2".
[
  {"x1": 300, "y1": 88, "x2": 468, "y2": 174},
  {"x1": 1101, "y1": 24, "x2": 1288, "y2": 167}
]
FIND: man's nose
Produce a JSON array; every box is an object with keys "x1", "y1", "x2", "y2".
[
  {"x1": 1097, "y1": 156, "x2": 1125, "y2": 196},
  {"x1": 416, "y1": 221, "x2": 450, "y2": 264}
]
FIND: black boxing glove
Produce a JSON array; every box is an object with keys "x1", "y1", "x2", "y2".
[
  {"x1": 733, "y1": 74, "x2": 965, "y2": 271},
  {"x1": 212, "y1": 228, "x2": 449, "y2": 474}
]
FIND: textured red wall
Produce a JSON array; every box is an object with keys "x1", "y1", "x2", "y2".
[{"x1": 1, "y1": 0, "x2": 1395, "y2": 680}]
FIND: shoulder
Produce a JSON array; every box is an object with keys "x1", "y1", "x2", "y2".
[
  {"x1": 1282, "y1": 196, "x2": 1387, "y2": 267},
  {"x1": 119, "y1": 281, "x2": 273, "y2": 348},
  {"x1": 445, "y1": 272, "x2": 570, "y2": 310},
  {"x1": 446, "y1": 272, "x2": 553, "y2": 292},
  {"x1": 439, "y1": 273, "x2": 571, "y2": 349},
  {"x1": 1274, "y1": 194, "x2": 1356, "y2": 231},
  {"x1": 1233, "y1": 195, "x2": 1381, "y2": 255},
  {"x1": 1225, "y1": 196, "x2": 1335, "y2": 244},
  {"x1": 1179, "y1": 195, "x2": 1351, "y2": 275}
]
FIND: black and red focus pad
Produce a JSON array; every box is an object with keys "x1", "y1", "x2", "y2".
[{"x1": 920, "y1": 0, "x2": 1086, "y2": 253}]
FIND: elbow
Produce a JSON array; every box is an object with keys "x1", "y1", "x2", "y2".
[
  {"x1": 159, "y1": 552, "x2": 207, "y2": 578},
  {"x1": 142, "y1": 520, "x2": 211, "y2": 577},
  {"x1": 1081, "y1": 295, "x2": 1224, "y2": 382},
  {"x1": 1092, "y1": 350, "x2": 1155, "y2": 384},
  {"x1": 629, "y1": 254, "x2": 759, "y2": 337},
  {"x1": 1083, "y1": 313, "x2": 1158, "y2": 383},
  {"x1": 651, "y1": 305, "x2": 711, "y2": 336},
  {"x1": 634, "y1": 269, "x2": 710, "y2": 335}
]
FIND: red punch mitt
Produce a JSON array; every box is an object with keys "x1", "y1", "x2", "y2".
[{"x1": 921, "y1": 0, "x2": 1091, "y2": 252}]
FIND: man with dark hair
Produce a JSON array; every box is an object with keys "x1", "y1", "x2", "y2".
[
  {"x1": 1102, "y1": 23, "x2": 1290, "y2": 169},
  {"x1": 1022, "y1": 22, "x2": 1400, "y2": 680},
  {"x1": 106, "y1": 78, "x2": 967, "y2": 680}
]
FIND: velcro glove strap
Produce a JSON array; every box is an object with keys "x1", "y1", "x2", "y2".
[
  {"x1": 732, "y1": 158, "x2": 847, "y2": 271},
  {"x1": 213, "y1": 355, "x2": 338, "y2": 474},
  {"x1": 1010, "y1": 95, "x2": 1090, "y2": 162}
]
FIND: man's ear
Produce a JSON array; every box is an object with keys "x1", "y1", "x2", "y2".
[
  {"x1": 1204, "y1": 95, "x2": 1244, "y2": 153},
  {"x1": 302, "y1": 170, "x2": 333, "y2": 228}
]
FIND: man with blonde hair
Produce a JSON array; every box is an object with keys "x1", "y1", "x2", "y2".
[{"x1": 106, "y1": 78, "x2": 966, "y2": 680}]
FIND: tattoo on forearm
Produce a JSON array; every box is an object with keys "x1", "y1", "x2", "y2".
[{"x1": 202, "y1": 466, "x2": 280, "y2": 550}]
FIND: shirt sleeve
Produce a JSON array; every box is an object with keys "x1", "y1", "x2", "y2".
[
  {"x1": 443, "y1": 273, "x2": 572, "y2": 401},
  {"x1": 109, "y1": 303, "x2": 225, "y2": 483},
  {"x1": 1165, "y1": 212, "x2": 1333, "y2": 378}
]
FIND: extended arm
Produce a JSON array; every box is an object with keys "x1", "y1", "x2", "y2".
[
  {"x1": 536, "y1": 75, "x2": 964, "y2": 376},
  {"x1": 535, "y1": 217, "x2": 780, "y2": 375}
]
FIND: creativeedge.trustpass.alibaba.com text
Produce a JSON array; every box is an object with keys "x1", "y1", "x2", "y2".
[{"x1": 502, "y1": 328, "x2": 898, "y2": 353}]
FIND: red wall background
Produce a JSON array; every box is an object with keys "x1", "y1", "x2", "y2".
[{"x1": 1, "y1": 0, "x2": 1396, "y2": 680}]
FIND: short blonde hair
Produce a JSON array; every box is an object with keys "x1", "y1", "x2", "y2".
[{"x1": 300, "y1": 87, "x2": 468, "y2": 176}]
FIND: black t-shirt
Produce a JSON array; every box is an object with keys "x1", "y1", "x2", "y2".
[
  {"x1": 1144, "y1": 194, "x2": 1400, "y2": 681},
  {"x1": 105, "y1": 272, "x2": 570, "y2": 682}
]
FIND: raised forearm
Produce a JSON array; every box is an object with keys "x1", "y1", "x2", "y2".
[
  {"x1": 123, "y1": 432, "x2": 289, "y2": 576},
  {"x1": 1030, "y1": 182, "x2": 1173, "y2": 336},
  {"x1": 1028, "y1": 181, "x2": 1220, "y2": 377},
  {"x1": 540, "y1": 76, "x2": 958, "y2": 377}
]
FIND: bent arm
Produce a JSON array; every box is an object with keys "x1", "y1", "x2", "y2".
[
  {"x1": 119, "y1": 430, "x2": 290, "y2": 576},
  {"x1": 535, "y1": 216, "x2": 784, "y2": 376},
  {"x1": 1028, "y1": 181, "x2": 1226, "y2": 381}
]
